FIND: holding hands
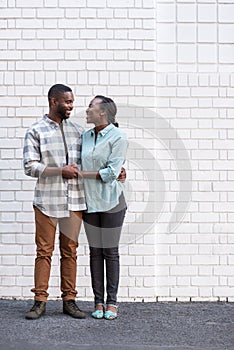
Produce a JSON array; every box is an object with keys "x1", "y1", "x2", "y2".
[{"x1": 62, "y1": 164, "x2": 79, "y2": 179}]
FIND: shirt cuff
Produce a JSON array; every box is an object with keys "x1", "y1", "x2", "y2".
[
  {"x1": 24, "y1": 161, "x2": 46, "y2": 178},
  {"x1": 99, "y1": 168, "x2": 116, "y2": 183}
]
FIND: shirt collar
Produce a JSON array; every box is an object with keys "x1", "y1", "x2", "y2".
[
  {"x1": 43, "y1": 114, "x2": 67, "y2": 128},
  {"x1": 90, "y1": 123, "x2": 115, "y2": 137}
]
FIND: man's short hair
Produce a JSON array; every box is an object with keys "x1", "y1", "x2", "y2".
[{"x1": 48, "y1": 84, "x2": 72, "y2": 103}]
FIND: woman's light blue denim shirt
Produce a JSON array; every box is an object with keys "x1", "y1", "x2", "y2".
[{"x1": 81, "y1": 123, "x2": 128, "y2": 213}]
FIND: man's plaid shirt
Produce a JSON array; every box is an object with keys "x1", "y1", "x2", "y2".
[{"x1": 23, "y1": 114, "x2": 87, "y2": 218}]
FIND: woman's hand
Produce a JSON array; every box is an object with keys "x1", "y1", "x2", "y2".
[{"x1": 117, "y1": 167, "x2": 126, "y2": 183}]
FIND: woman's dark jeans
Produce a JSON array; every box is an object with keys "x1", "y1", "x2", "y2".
[{"x1": 83, "y1": 195, "x2": 126, "y2": 306}]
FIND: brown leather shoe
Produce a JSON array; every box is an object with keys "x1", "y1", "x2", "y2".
[
  {"x1": 25, "y1": 301, "x2": 46, "y2": 320},
  {"x1": 63, "y1": 300, "x2": 86, "y2": 319}
]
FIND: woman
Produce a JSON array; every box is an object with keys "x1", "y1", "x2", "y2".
[{"x1": 78, "y1": 95, "x2": 128, "y2": 320}]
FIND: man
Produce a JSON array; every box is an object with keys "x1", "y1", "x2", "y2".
[{"x1": 23, "y1": 84, "x2": 87, "y2": 319}]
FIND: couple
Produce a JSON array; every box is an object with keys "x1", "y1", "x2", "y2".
[{"x1": 23, "y1": 84, "x2": 128, "y2": 320}]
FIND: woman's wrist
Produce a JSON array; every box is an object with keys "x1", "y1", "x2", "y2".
[{"x1": 79, "y1": 171, "x2": 101, "y2": 180}]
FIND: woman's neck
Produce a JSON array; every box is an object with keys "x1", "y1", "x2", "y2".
[{"x1": 95, "y1": 123, "x2": 109, "y2": 133}]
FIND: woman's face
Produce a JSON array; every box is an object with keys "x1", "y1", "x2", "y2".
[{"x1": 86, "y1": 98, "x2": 106, "y2": 125}]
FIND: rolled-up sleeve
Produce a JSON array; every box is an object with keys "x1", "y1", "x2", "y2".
[
  {"x1": 23, "y1": 129, "x2": 46, "y2": 178},
  {"x1": 99, "y1": 136, "x2": 128, "y2": 183}
]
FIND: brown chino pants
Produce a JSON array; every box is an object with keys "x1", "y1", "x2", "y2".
[{"x1": 32, "y1": 206, "x2": 82, "y2": 302}]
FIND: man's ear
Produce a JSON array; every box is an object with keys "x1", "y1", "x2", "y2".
[{"x1": 50, "y1": 97, "x2": 57, "y2": 107}]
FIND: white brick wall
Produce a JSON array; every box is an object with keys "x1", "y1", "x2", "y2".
[
  {"x1": 156, "y1": 0, "x2": 234, "y2": 302},
  {"x1": 1, "y1": 0, "x2": 234, "y2": 302},
  {"x1": 0, "y1": 0, "x2": 156, "y2": 301}
]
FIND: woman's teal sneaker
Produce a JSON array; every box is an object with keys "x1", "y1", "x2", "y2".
[
  {"x1": 104, "y1": 304, "x2": 118, "y2": 320},
  {"x1": 91, "y1": 304, "x2": 104, "y2": 319}
]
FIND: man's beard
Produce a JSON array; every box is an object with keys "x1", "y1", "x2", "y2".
[{"x1": 57, "y1": 105, "x2": 72, "y2": 120}]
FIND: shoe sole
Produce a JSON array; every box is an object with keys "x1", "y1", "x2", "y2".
[
  {"x1": 104, "y1": 316, "x2": 117, "y2": 320},
  {"x1": 25, "y1": 310, "x2": 46, "y2": 320},
  {"x1": 91, "y1": 314, "x2": 104, "y2": 319},
  {"x1": 63, "y1": 309, "x2": 86, "y2": 319},
  {"x1": 104, "y1": 312, "x2": 118, "y2": 320}
]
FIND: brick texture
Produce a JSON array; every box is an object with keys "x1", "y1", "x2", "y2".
[
  {"x1": 156, "y1": 0, "x2": 234, "y2": 301},
  {"x1": 0, "y1": 0, "x2": 156, "y2": 301},
  {"x1": 1, "y1": 0, "x2": 233, "y2": 302}
]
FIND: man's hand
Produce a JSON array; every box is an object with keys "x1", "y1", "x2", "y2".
[
  {"x1": 117, "y1": 167, "x2": 126, "y2": 183},
  {"x1": 62, "y1": 164, "x2": 78, "y2": 179}
]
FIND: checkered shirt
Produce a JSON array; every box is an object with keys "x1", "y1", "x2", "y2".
[{"x1": 23, "y1": 114, "x2": 87, "y2": 218}]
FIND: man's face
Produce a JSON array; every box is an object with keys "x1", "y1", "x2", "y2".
[{"x1": 54, "y1": 91, "x2": 74, "y2": 120}]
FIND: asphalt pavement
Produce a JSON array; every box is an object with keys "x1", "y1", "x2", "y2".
[{"x1": 0, "y1": 300, "x2": 234, "y2": 350}]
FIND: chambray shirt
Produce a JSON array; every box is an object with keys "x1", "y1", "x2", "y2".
[
  {"x1": 81, "y1": 123, "x2": 128, "y2": 213},
  {"x1": 23, "y1": 114, "x2": 87, "y2": 218}
]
